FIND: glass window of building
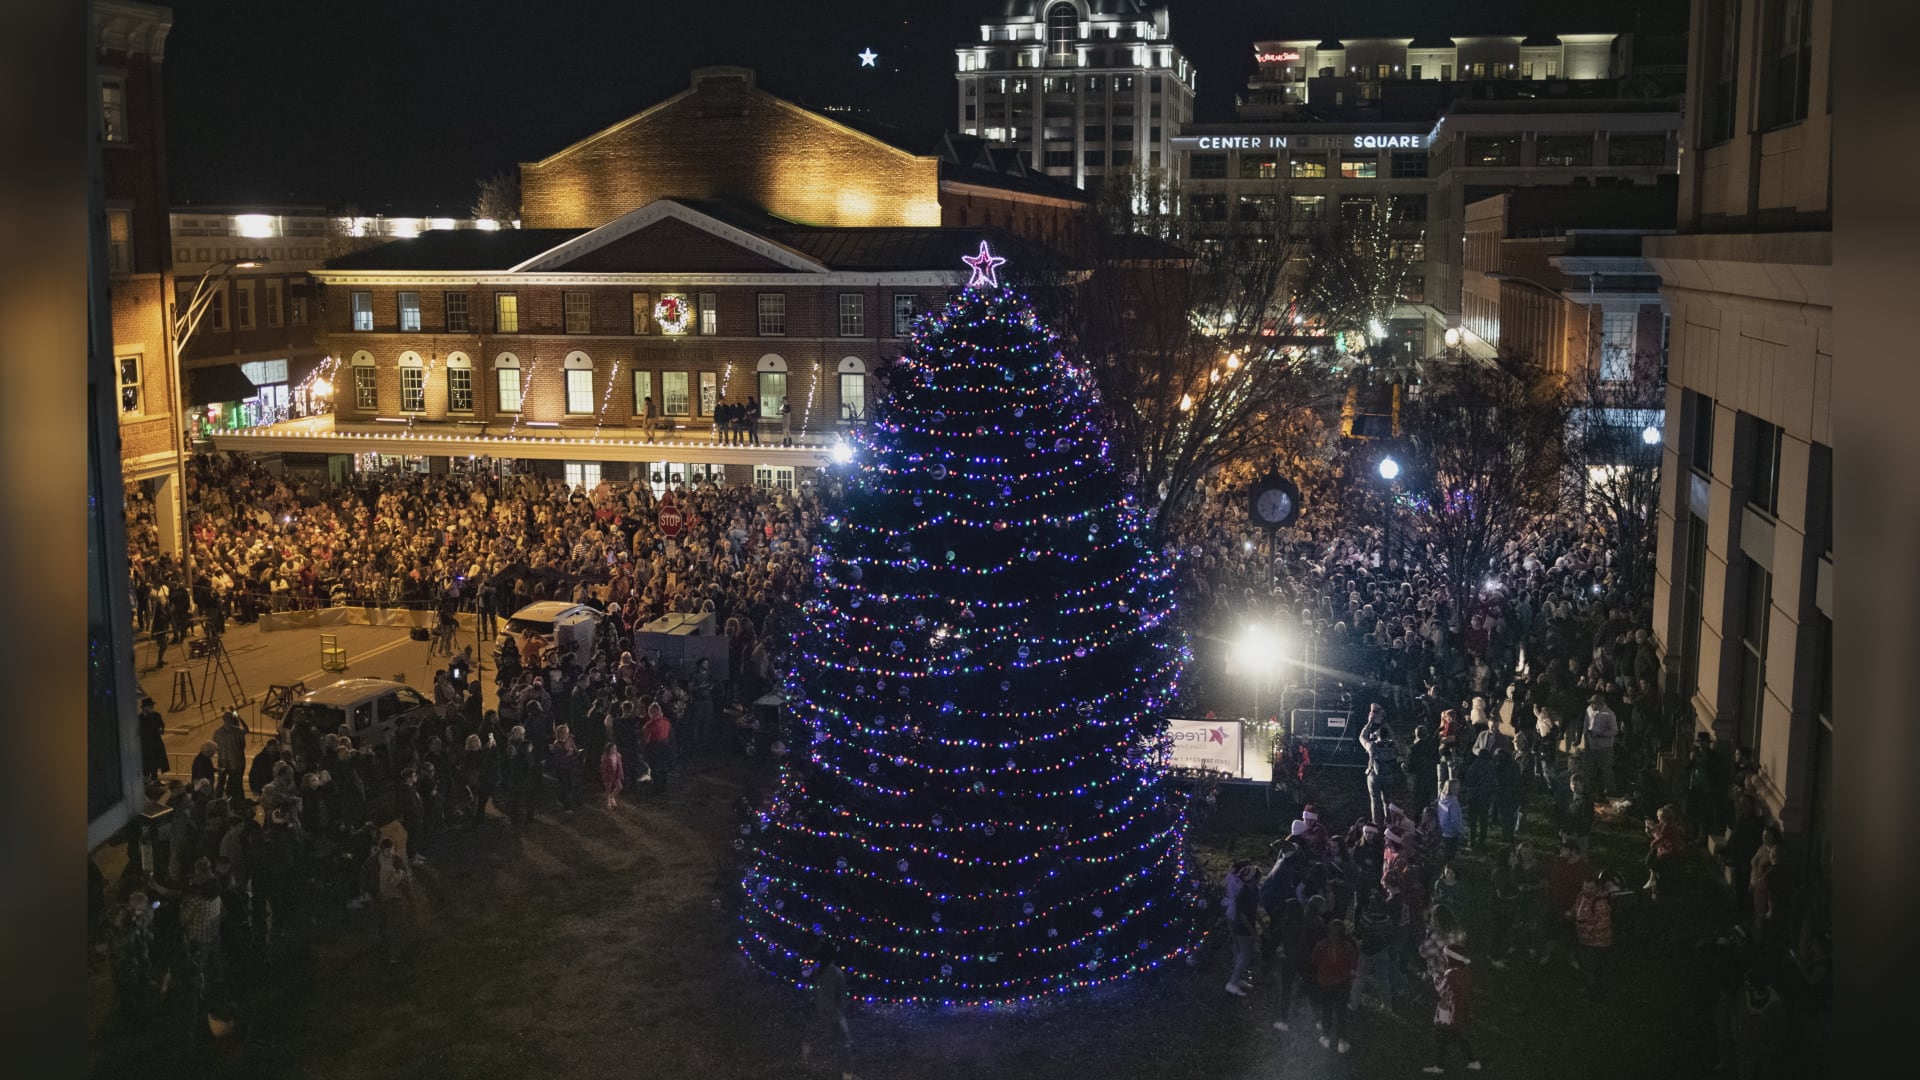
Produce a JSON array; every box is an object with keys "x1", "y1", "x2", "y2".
[
  {"x1": 758, "y1": 372, "x2": 787, "y2": 417},
  {"x1": 839, "y1": 294, "x2": 864, "y2": 337},
  {"x1": 894, "y1": 293, "x2": 918, "y2": 337},
  {"x1": 1606, "y1": 134, "x2": 1666, "y2": 166},
  {"x1": 1339, "y1": 195, "x2": 1376, "y2": 221},
  {"x1": 1389, "y1": 151, "x2": 1427, "y2": 178},
  {"x1": 448, "y1": 366, "x2": 473, "y2": 412},
  {"x1": 100, "y1": 77, "x2": 128, "y2": 142},
  {"x1": 495, "y1": 293, "x2": 518, "y2": 333},
  {"x1": 1763, "y1": 0, "x2": 1814, "y2": 128},
  {"x1": 117, "y1": 357, "x2": 141, "y2": 414},
  {"x1": 353, "y1": 365, "x2": 376, "y2": 410},
  {"x1": 632, "y1": 371, "x2": 652, "y2": 415},
  {"x1": 662, "y1": 372, "x2": 689, "y2": 416},
  {"x1": 699, "y1": 293, "x2": 718, "y2": 335},
  {"x1": 1290, "y1": 194, "x2": 1326, "y2": 220},
  {"x1": 1239, "y1": 154, "x2": 1278, "y2": 179},
  {"x1": 564, "y1": 291, "x2": 593, "y2": 334},
  {"x1": 566, "y1": 369, "x2": 593, "y2": 414},
  {"x1": 840, "y1": 372, "x2": 866, "y2": 421},
  {"x1": 351, "y1": 291, "x2": 373, "y2": 331},
  {"x1": 400, "y1": 367, "x2": 425, "y2": 413},
  {"x1": 1747, "y1": 416, "x2": 1783, "y2": 516},
  {"x1": 1290, "y1": 153, "x2": 1328, "y2": 178},
  {"x1": 1388, "y1": 193, "x2": 1427, "y2": 221},
  {"x1": 757, "y1": 293, "x2": 786, "y2": 336},
  {"x1": 1464, "y1": 136, "x2": 1521, "y2": 166},
  {"x1": 1340, "y1": 153, "x2": 1378, "y2": 179},
  {"x1": 1189, "y1": 153, "x2": 1227, "y2": 179},
  {"x1": 1738, "y1": 560, "x2": 1773, "y2": 750},
  {"x1": 445, "y1": 291, "x2": 469, "y2": 332},
  {"x1": 496, "y1": 364, "x2": 521, "y2": 413},
  {"x1": 1536, "y1": 134, "x2": 1595, "y2": 166},
  {"x1": 397, "y1": 291, "x2": 420, "y2": 332},
  {"x1": 1600, "y1": 312, "x2": 1636, "y2": 382},
  {"x1": 1047, "y1": 4, "x2": 1076, "y2": 63}
]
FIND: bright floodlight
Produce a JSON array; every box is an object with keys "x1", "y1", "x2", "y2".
[
  {"x1": 1369, "y1": 318, "x2": 1387, "y2": 342},
  {"x1": 1243, "y1": 540, "x2": 1254, "y2": 553},
  {"x1": 1231, "y1": 623, "x2": 1280, "y2": 675},
  {"x1": 830, "y1": 441, "x2": 855, "y2": 466},
  {"x1": 1444, "y1": 328, "x2": 1461, "y2": 348},
  {"x1": 1378, "y1": 457, "x2": 1400, "y2": 481},
  {"x1": 1642, "y1": 424, "x2": 1661, "y2": 445}
]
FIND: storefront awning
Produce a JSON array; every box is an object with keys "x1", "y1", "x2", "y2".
[{"x1": 186, "y1": 364, "x2": 258, "y2": 406}]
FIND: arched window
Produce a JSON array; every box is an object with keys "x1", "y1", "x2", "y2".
[
  {"x1": 757, "y1": 353, "x2": 788, "y2": 419},
  {"x1": 1047, "y1": 3, "x2": 1077, "y2": 63},
  {"x1": 445, "y1": 351, "x2": 473, "y2": 413},
  {"x1": 493, "y1": 352, "x2": 521, "y2": 413},
  {"x1": 396, "y1": 351, "x2": 425, "y2": 413},
  {"x1": 837, "y1": 356, "x2": 868, "y2": 422},
  {"x1": 349, "y1": 350, "x2": 376, "y2": 411},
  {"x1": 563, "y1": 351, "x2": 594, "y2": 415}
]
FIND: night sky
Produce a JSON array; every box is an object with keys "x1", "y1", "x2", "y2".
[{"x1": 162, "y1": 0, "x2": 1680, "y2": 213}]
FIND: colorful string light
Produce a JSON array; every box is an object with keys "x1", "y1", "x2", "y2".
[{"x1": 736, "y1": 258, "x2": 1203, "y2": 1007}]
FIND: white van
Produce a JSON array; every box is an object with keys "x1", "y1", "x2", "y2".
[
  {"x1": 505, "y1": 601, "x2": 604, "y2": 671},
  {"x1": 276, "y1": 678, "x2": 436, "y2": 749}
]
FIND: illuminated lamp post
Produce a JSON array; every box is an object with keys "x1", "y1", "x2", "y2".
[{"x1": 167, "y1": 256, "x2": 267, "y2": 598}]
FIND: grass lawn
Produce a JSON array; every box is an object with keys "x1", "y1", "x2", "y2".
[{"x1": 88, "y1": 753, "x2": 1727, "y2": 1080}]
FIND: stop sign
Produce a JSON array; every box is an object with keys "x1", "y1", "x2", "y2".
[{"x1": 657, "y1": 491, "x2": 682, "y2": 536}]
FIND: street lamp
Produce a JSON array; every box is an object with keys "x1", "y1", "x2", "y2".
[
  {"x1": 1641, "y1": 424, "x2": 1661, "y2": 446},
  {"x1": 166, "y1": 257, "x2": 268, "y2": 598},
  {"x1": 1377, "y1": 456, "x2": 1400, "y2": 571},
  {"x1": 1443, "y1": 327, "x2": 1461, "y2": 350}
]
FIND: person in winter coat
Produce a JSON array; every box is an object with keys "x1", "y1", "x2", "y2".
[
  {"x1": 1225, "y1": 863, "x2": 1260, "y2": 996},
  {"x1": 549, "y1": 724, "x2": 580, "y2": 812},
  {"x1": 138, "y1": 697, "x2": 168, "y2": 780},
  {"x1": 1405, "y1": 725, "x2": 1441, "y2": 811},
  {"x1": 1643, "y1": 804, "x2": 1689, "y2": 901},
  {"x1": 1559, "y1": 773, "x2": 1594, "y2": 855},
  {"x1": 1730, "y1": 966, "x2": 1787, "y2": 1080},
  {"x1": 1573, "y1": 872, "x2": 1616, "y2": 992},
  {"x1": 1460, "y1": 750, "x2": 1498, "y2": 850},
  {"x1": 1420, "y1": 946, "x2": 1481, "y2": 1073},
  {"x1": 191, "y1": 741, "x2": 219, "y2": 789},
  {"x1": 1309, "y1": 918, "x2": 1359, "y2": 1054},
  {"x1": 1436, "y1": 781, "x2": 1466, "y2": 863},
  {"x1": 1359, "y1": 704, "x2": 1401, "y2": 823},
  {"x1": 600, "y1": 742, "x2": 624, "y2": 810}
]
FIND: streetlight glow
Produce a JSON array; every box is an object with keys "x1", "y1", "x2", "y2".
[
  {"x1": 1377, "y1": 457, "x2": 1400, "y2": 481},
  {"x1": 830, "y1": 440, "x2": 855, "y2": 466},
  {"x1": 1642, "y1": 424, "x2": 1661, "y2": 445},
  {"x1": 1178, "y1": 393, "x2": 1193, "y2": 412},
  {"x1": 1444, "y1": 328, "x2": 1461, "y2": 349}
]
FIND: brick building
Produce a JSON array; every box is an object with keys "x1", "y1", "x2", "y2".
[
  {"x1": 236, "y1": 68, "x2": 1078, "y2": 488},
  {"x1": 96, "y1": 0, "x2": 182, "y2": 548}
]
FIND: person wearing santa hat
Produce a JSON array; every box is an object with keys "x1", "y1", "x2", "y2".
[
  {"x1": 1421, "y1": 946, "x2": 1482, "y2": 1072},
  {"x1": 1297, "y1": 805, "x2": 1331, "y2": 855}
]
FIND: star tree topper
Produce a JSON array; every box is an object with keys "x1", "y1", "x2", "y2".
[{"x1": 962, "y1": 239, "x2": 1007, "y2": 289}]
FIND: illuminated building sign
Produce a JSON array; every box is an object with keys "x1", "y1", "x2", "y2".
[
  {"x1": 1172, "y1": 132, "x2": 1430, "y2": 153},
  {"x1": 1255, "y1": 50, "x2": 1301, "y2": 64}
]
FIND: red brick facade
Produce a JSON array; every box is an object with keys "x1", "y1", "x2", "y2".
[{"x1": 523, "y1": 68, "x2": 943, "y2": 231}]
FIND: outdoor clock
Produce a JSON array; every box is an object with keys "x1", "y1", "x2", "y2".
[{"x1": 1248, "y1": 473, "x2": 1301, "y2": 529}]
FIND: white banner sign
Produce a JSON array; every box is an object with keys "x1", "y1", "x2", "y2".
[{"x1": 1167, "y1": 718, "x2": 1244, "y2": 775}]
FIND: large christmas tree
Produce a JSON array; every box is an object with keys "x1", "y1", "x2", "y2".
[{"x1": 737, "y1": 244, "x2": 1202, "y2": 1005}]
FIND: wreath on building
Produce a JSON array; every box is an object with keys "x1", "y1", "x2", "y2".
[{"x1": 653, "y1": 293, "x2": 693, "y2": 335}]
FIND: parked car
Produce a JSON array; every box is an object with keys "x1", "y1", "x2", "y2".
[{"x1": 275, "y1": 677, "x2": 436, "y2": 750}]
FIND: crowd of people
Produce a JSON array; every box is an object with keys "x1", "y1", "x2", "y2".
[
  {"x1": 98, "y1": 447, "x2": 1826, "y2": 1076},
  {"x1": 1171, "y1": 458, "x2": 1826, "y2": 1076},
  {"x1": 98, "y1": 454, "x2": 821, "y2": 1046}
]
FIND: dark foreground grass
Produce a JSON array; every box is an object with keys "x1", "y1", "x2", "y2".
[{"x1": 89, "y1": 756, "x2": 1723, "y2": 1080}]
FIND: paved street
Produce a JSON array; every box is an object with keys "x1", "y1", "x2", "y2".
[{"x1": 139, "y1": 616, "x2": 502, "y2": 774}]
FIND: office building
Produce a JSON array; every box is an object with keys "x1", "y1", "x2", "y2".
[{"x1": 954, "y1": 1, "x2": 1196, "y2": 192}]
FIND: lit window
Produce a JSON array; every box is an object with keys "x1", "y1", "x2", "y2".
[
  {"x1": 699, "y1": 293, "x2": 718, "y2": 335},
  {"x1": 839, "y1": 293, "x2": 864, "y2": 336},
  {"x1": 840, "y1": 371, "x2": 866, "y2": 421},
  {"x1": 566, "y1": 369, "x2": 594, "y2": 414},
  {"x1": 117, "y1": 357, "x2": 141, "y2": 414},
  {"x1": 1600, "y1": 312, "x2": 1636, "y2": 382},
  {"x1": 495, "y1": 293, "x2": 518, "y2": 333},
  {"x1": 398, "y1": 291, "x2": 421, "y2": 332},
  {"x1": 351, "y1": 291, "x2": 373, "y2": 331},
  {"x1": 662, "y1": 371, "x2": 690, "y2": 416},
  {"x1": 632, "y1": 371, "x2": 652, "y2": 415},
  {"x1": 759, "y1": 372, "x2": 787, "y2": 417},
  {"x1": 496, "y1": 366, "x2": 521, "y2": 412},
  {"x1": 894, "y1": 293, "x2": 918, "y2": 337},
  {"x1": 354, "y1": 366, "x2": 377, "y2": 410},
  {"x1": 1289, "y1": 154, "x2": 1327, "y2": 179},
  {"x1": 448, "y1": 367, "x2": 473, "y2": 412},
  {"x1": 400, "y1": 366, "x2": 425, "y2": 412},
  {"x1": 1339, "y1": 153, "x2": 1378, "y2": 179}
]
